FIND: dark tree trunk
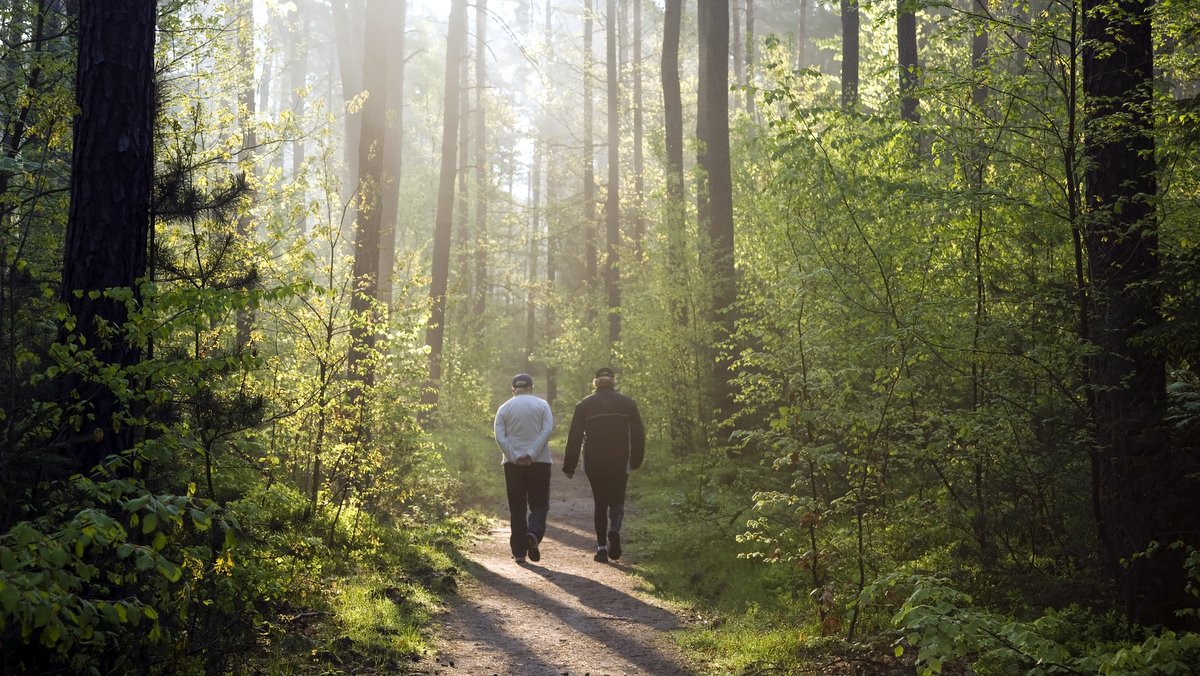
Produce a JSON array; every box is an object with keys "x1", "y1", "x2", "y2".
[
  {"x1": 840, "y1": 0, "x2": 860, "y2": 109},
  {"x1": 544, "y1": 0, "x2": 558, "y2": 405},
  {"x1": 1083, "y1": 0, "x2": 1187, "y2": 629},
  {"x1": 605, "y1": 0, "x2": 621, "y2": 346},
  {"x1": 423, "y1": 0, "x2": 467, "y2": 413},
  {"x1": 897, "y1": 0, "x2": 919, "y2": 122},
  {"x1": 731, "y1": 0, "x2": 743, "y2": 110},
  {"x1": 236, "y1": 0, "x2": 256, "y2": 351},
  {"x1": 697, "y1": 0, "x2": 736, "y2": 419},
  {"x1": 662, "y1": 0, "x2": 691, "y2": 455},
  {"x1": 60, "y1": 0, "x2": 156, "y2": 470},
  {"x1": 347, "y1": 0, "x2": 398, "y2": 388}
]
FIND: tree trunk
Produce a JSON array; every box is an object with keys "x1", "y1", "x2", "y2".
[
  {"x1": 423, "y1": 0, "x2": 467, "y2": 414},
  {"x1": 605, "y1": 0, "x2": 621, "y2": 346},
  {"x1": 347, "y1": 0, "x2": 397, "y2": 388},
  {"x1": 840, "y1": 0, "x2": 860, "y2": 109},
  {"x1": 236, "y1": 0, "x2": 256, "y2": 351},
  {"x1": 798, "y1": 0, "x2": 808, "y2": 69},
  {"x1": 745, "y1": 0, "x2": 756, "y2": 121},
  {"x1": 330, "y1": 0, "x2": 364, "y2": 218},
  {"x1": 697, "y1": 0, "x2": 736, "y2": 420},
  {"x1": 897, "y1": 0, "x2": 919, "y2": 122},
  {"x1": 289, "y1": 0, "x2": 311, "y2": 233},
  {"x1": 632, "y1": 0, "x2": 645, "y2": 260},
  {"x1": 473, "y1": 0, "x2": 488, "y2": 320},
  {"x1": 584, "y1": 0, "x2": 598, "y2": 292},
  {"x1": 1082, "y1": 0, "x2": 1183, "y2": 629},
  {"x1": 731, "y1": 0, "x2": 743, "y2": 110},
  {"x1": 60, "y1": 0, "x2": 156, "y2": 470},
  {"x1": 525, "y1": 138, "x2": 541, "y2": 372},
  {"x1": 377, "y1": 0, "x2": 406, "y2": 310},
  {"x1": 544, "y1": 0, "x2": 558, "y2": 405}
]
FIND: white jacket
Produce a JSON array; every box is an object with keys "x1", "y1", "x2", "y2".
[{"x1": 494, "y1": 393, "x2": 554, "y2": 465}]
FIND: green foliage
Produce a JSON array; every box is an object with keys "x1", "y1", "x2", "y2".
[{"x1": 881, "y1": 574, "x2": 1200, "y2": 676}]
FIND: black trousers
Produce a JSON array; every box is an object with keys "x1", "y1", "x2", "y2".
[
  {"x1": 503, "y1": 462, "x2": 551, "y2": 557},
  {"x1": 585, "y1": 471, "x2": 628, "y2": 546}
]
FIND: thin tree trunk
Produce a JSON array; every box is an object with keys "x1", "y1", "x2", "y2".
[
  {"x1": 584, "y1": 0, "x2": 598, "y2": 291},
  {"x1": 731, "y1": 0, "x2": 743, "y2": 110},
  {"x1": 632, "y1": 0, "x2": 645, "y2": 260},
  {"x1": 378, "y1": 0, "x2": 406, "y2": 310},
  {"x1": 605, "y1": 0, "x2": 621, "y2": 346},
  {"x1": 289, "y1": 0, "x2": 311, "y2": 233},
  {"x1": 330, "y1": 0, "x2": 364, "y2": 218},
  {"x1": 745, "y1": 0, "x2": 756, "y2": 121},
  {"x1": 840, "y1": 0, "x2": 860, "y2": 109},
  {"x1": 544, "y1": 0, "x2": 558, "y2": 405},
  {"x1": 423, "y1": 0, "x2": 467, "y2": 414},
  {"x1": 798, "y1": 0, "x2": 808, "y2": 70},
  {"x1": 236, "y1": 0, "x2": 256, "y2": 351},
  {"x1": 473, "y1": 0, "x2": 488, "y2": 320},
  {"x1": 525, "y1": 138, "x2": 541, "y2": 372},
  {"x1": 897, "y1": 0, "x2": 919, "y2": 122}
]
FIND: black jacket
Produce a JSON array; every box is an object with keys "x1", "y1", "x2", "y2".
[{"x1": 563, "y1": 387, "x2": 645, "y2": 476}]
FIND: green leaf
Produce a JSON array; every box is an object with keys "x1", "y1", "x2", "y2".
[
  {"x1": 156, "y1": 558, "x2": 182, "y2": 582},
  {"x1": 141, "y1": 512, "x2": 158, "y2": 534},
  {"x1": 0, "y1": 582, "x2": 19, "y2": 613}
]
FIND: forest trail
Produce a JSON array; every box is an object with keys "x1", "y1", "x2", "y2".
[{"x1": 412, "y1": 456, "x2": 698, "y2": 675}]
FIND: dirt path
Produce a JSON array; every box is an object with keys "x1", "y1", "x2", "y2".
[{"x1": 413, "y1": 458, "x2": 698, "y2": 676}]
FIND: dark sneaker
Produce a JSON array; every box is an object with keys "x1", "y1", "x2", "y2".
[
  {"x1": 594, "y1": 548, "x2": 609, "y2": 563},
  {"x1": 607, "y1": 530, "x2": 622, "y2": 560},
  {"x1": 527, "y1": 533, "x2": 541, "y2": 562},
  {"x1": 514, "y1": 555, "x2": 527, "y2": 564}
]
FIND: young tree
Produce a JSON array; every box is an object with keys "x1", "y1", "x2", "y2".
[
  {"x1": 59, "y1": 0, "x2": 156, "y2": 470},
  {"x1": 424, "y1": 0, "x2": 467, "y2": 412}
]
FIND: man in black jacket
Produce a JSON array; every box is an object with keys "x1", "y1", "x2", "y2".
[{"x1": 562, "y1": 367, "x2": 645, "y2": 562}]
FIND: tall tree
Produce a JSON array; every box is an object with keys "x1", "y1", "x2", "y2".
[
  {"x1": 330, "y1": 0, "x2": 365, "y2": 212},
  {"x1": 605, "y1": 0, "x2": 621, "y2": 345},
  {"x1": 1082, "y1": 0, "x2": 1182, "y2": 627},
  {"x1": 424, "y1": 0, "x2": 467, "y2": 413},
  {"x1": 632, "y1": 0, "x2": 645, "y2": 259},
  {"x1": 798, "y1": 0, "x2": 809, "y2": 69},
  {"x1": 544, "y1": 0, "x2": 559, "y2": 404},
  {"x1": 841, "y1": 0, "x2": 860, "y2": 108},
  {"x1": 59, "y1": 0, "x2": 156, "y2": 470},
  {"x1": 697, "y1": 0, "x2": 737, "y2": 418},
  {"x1": 235, "y1": 0, "x2": 256, "y2": 350},
  {"x1": 377, "y1": 0, "x2": 407, "y2": 310},
  {"x1": 289, "y1": 0, "x2": 313, "y2": 233},
  {"x1": 347, "y1": 0, "x2": 399, "y2": 387},
  {"x1": 897, "y1": 0, "x2": 919, "y2": 122},
  {"x1": 745, "y1": 0, "x2": 757, "y2": 121},
  {"x1": 732, "y1": 0, "x2": 743, "y2": 110},
  {"x1": 473, "y1": 0, "x2": 488, "y2": 319},
  {"x1": 584, "y1": 0, "x2": 598, "y2": 289}
]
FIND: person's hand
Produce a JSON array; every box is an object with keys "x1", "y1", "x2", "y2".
[{"x1": 516, "y1": 455, "x2": 532, "y2": 466}]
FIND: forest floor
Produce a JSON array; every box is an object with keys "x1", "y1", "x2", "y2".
[{"x1": 409, "y1": 460, "x2": 700, "y2": 675}]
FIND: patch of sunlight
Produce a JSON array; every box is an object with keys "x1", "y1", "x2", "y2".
[{"x1": 331, "y1": 573, "x2": 435, "y2": 657}]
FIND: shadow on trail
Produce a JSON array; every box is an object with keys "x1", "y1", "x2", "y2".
[{"x1": 466, "y1": 560, "x2": 693, "y2": 675}]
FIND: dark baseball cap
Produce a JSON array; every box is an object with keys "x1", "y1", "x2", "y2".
[
  {"x1": 512, "y1": 373, "x2": 533, "y2": 388},
  {"x1": 594, "y1": 367, "x2": 615, "y2": 378}
]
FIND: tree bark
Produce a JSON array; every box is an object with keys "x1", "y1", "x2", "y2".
[
  {"x1": 745, "y1": 0, "x2": 756, "y2": 121},
  {"x1": 330, "y1": 0, "x2": 364, "y2": 216},
  {"x1": 377, "y1": 0, "x2": 406, "y2": 310},
  {"x1": 697, "y1": 0, "x2": 736, "y2": 419},
  {"x1": 840, "y1": 0, "x2": 860, "y2": 109},
  {"x1": 632, "y1": 0, "x2": 645, "y2": 260},
  {"x1": 347, "y1": 0, "x2": 398, "y2": 388},
  {"x1": 423, "y1": 0, "x2": 467, "y2": 413},
  {"x1": 584, "y1": 0, "x2": 598, "y2": 291},
  {"x1": 236, "y1": 0, "x2": 256, "y2": 351},
  {"x1": 897, "y1": 0, "x2": 919, "y2": 122},
  {"x1": 605, "y1": 0, "x2": 621, "y2": 346},
  {"x1": 60, "y1": 0, "x2": 156, "y2": 470},
  {"x1": 1082, "y1": 0, "x2": 1183, "y2": 628},
  {"x1": 473, "y1": 0, "x2": 488, "y2": 320}
]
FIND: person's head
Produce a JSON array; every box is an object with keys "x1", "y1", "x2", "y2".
[
  {"x1": 511, "y1": 373, "x2": 534, "y2": 394},
  {"x1": 593, "y1": 366, "x2": 616, "y2": 390}
]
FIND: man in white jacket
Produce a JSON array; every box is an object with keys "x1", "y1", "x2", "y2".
[{"x1": 493, "y1": 373, "x2": 554, "y2": 563}]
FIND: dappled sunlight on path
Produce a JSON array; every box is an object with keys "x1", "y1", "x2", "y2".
[{"x1": 413, "y1": 455, "x2": 695, "y2": 675}]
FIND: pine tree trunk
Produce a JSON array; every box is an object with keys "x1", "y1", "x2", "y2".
[
  {"x1": 584, "y1": 0, "x2": 598, "y2": 292},
  {"x1": 473, "y1": 0, "x2": 488, "y2": 320},
  {"x1": 423, "y1": 0, "x2": 467, "y2": 414},
  {"x1": 605, "y1": 0, "x2": 621, "y2": 346},
  {"x1": 632, "y1": 0, "x2": 645, "y2": 260},
  {"x1": 60, "y1": 0, "x2": 156, "y2": 469},
  {"x1": 897, "y1": 0, "x2": 919, "y2": 122},
  {"x1": 697, "y1": 0, "x2": 736, "y2": 420}
]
